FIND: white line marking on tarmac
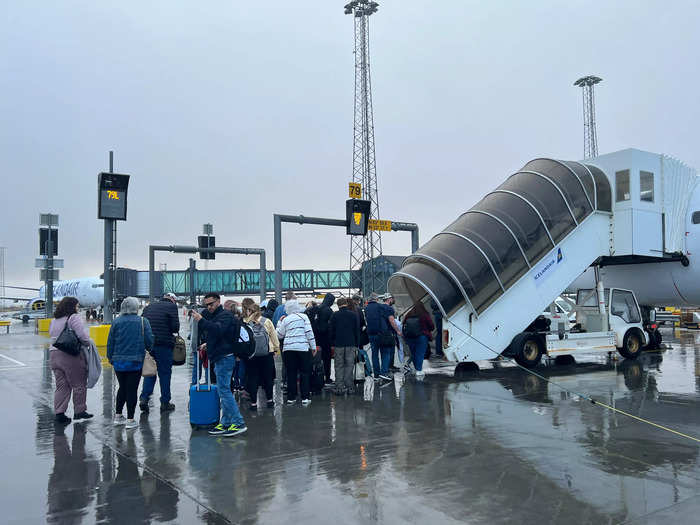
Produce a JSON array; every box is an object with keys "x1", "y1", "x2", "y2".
[{"x1": 0, "y1": 353, "x2": 26, "y2": 366}]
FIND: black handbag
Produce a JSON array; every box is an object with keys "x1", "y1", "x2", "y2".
[{"x1": 54, "y1": 314, "x2": 81, "y2": 356}]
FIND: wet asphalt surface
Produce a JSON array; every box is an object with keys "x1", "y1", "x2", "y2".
[{"x1": 0, "y1": 318, "x2": 698, "y2": 524}]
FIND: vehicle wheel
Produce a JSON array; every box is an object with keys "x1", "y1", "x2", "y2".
[
  {"x1": 652, "y1": 328, "x2": 662, "y2": 348},
  {"x1": 619, "y1": 329, "x2": 643, "y2": 359},
  {"x1": 512, "y1": 333, "x2": 543, "y2": 368},
  {"x1": 22, "y1": 315, "x2": 29, "y2": 324},
  {"x1": 454, "y1": 362, "x2": 480, "y2": 379}
]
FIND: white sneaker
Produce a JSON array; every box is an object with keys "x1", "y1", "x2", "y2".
[
  {"x1": 125, "y1": 419, "x2": 138, "y2": 429},
  {"x1": 415, "y1": 370, "x2": 425, "y2": 378},
  {"x1": 301, "y1": 398, "x2": 311, "y2": 406},
  {"x1": 113, "y1": 414, "x2": 126, "y2": 426}
]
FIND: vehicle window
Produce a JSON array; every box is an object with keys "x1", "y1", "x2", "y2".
[
  {"x1": 640, "y1": 171, "x2": 654, "y2": 202},
  {"x1": 611, "y1": 290, "x2": 641, "y2": 323},
  {"x1": 615, "y1": 170, "x2": 630, "y2": 202},
  {"x1": 692, "y1": 211, "x2": 700, "y2": 225},
  {"x1": 576, "y1": 289, "x2": 609, "y2": 307}
]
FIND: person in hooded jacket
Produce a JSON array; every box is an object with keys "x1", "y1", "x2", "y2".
[
  {"x1": 316, "y1": 293, "x2": 336, "y2": 385},
  {"x1": 262, "y1": 299, "x2": 278, "y2": 321},
  {"x1": 276, "y1": 298, "x2": 318, "y2": 404}
]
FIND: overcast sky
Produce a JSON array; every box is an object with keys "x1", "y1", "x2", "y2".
[{"x1": 1, "y1": 1, "x2": 699, "y2": 294}]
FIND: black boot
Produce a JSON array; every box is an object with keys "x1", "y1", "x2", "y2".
[
  {"x1": 74, "y1": 411, "x2": 94, "y2": 420},
  {"x1": 54, "y1": 413, "x2": 71, "y2": 424},
  {"x1": 160, "y1": 402, "x2": 175, "y2": 412},
  {"x1": 139, "y1": 400, "x2": 150, "y2": 413}
]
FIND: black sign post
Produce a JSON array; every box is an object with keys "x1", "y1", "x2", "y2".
[{"x1": 98, "y1": 154, "x2": 130, "y2": 323}]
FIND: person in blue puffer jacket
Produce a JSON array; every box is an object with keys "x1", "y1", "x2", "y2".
[{"x1": 107, "y1": 297, "x2": 154, "y2": 430}]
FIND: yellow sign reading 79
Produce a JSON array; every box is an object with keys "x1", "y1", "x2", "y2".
[{"x1": 348, "y1": 182, "x2": 362, "y2": 199}]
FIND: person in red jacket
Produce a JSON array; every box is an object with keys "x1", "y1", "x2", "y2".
[{"x1": 401, "y1": 302, "x2": 435, "y2": 378}]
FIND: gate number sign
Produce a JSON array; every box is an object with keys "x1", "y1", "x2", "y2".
[
  {"x1": 98, "y1": 172, "x2": 130, "y2": 220},
  {"x1": 348, "y1": 182, "x2": 362, "y2": 199}
]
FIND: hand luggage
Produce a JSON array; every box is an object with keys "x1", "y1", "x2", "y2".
[
  {"x1": 354, "y1": 351, "x2": 365, "y2": 382},
  {"x1": 173, "y1": 335, "x2": 187, "y2": 366},
  {"x1": 189, "y1": 320, "x2": 220, "y2": 429},
  {"x1": 310, "y1": 350, "x2": 324, "y2": 394}
]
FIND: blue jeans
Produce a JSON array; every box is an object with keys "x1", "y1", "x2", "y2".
[
  {"x1": 358, "y1": 348, "x2": 372, "y2": 376},
  {"x1": 233, "y1": 358, "x2": 246, "y2": 388},
  {"x1": 406, "y1": 335, "x2": 428, "y2": 371},
  {"x1": 369, "y1": 335, "x2": 392, "y2": 377},
  {"x1": 214, "y1": 355, "x2": 245, "y2": 427},
  {"x1": 140, "y1": 346, "x2": 173, "y2": 404}
]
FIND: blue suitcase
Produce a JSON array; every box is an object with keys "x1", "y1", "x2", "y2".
[{"x1": 189, "y1": 319, "x2": 220, "y2": 429}]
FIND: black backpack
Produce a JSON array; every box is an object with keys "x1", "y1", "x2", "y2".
[
  {"x1": 232, "y1": 319, "x2": 256, "y2": 359},
  {"x1": 403, "y1": 317, "x2": 422, "y2": 339}
]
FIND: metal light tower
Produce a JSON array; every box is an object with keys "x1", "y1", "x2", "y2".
[
  {"x1": 345, "y1": 1, "x2": 385, "y2": 295},
  {"x1": 574, "y1": 75, "x2": 602, "y2": 159}
]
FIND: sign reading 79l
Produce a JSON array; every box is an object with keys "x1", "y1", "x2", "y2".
[
  {"x1": 98, "y1": 172, "x2": 130, "y2": 220},
  {"x1": 348, "y1": 182, "x2": 362, "y2": 199}
]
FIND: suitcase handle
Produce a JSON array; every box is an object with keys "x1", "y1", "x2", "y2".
[{"x1": 191, "y1": 315, "x2": 212, "y2": 392}]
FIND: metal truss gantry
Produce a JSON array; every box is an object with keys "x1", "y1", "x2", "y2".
[
  {"x1": 574, "y1": 75, "x2": 602, "y2": 159},
  {"x1": 345, "y1": 1, "x2": 385, "y2": 294}
]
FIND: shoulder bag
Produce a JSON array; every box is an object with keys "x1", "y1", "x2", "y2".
[
  {"x1": 141, "y1": 318, "x2": 157, "y2": 377},
  {"x1": 173, "y1": 335, "x2": 186, "y2": 366},
  {"x1": 54, "y1": 314, "x2": 81, "y2": 356}
]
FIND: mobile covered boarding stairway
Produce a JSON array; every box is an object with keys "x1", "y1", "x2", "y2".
[{"x1": 388, "y1": 150, "x2": 697, "y2": 367}]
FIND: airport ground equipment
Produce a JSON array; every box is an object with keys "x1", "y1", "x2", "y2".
[
  {"x1": 388, "y1": 150, "x2": 698, "y2": 367},
  {"x1": 148, "y1": 245, "x2": 266, "y2": 302},
  {"x1": 502, "y1": 286, "x2": 647, "y2": 368},
  {"x1": 0, "y1": 320, "x2": 11, "y2": 333}
]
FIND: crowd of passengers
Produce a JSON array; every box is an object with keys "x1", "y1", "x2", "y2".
[{"x1": 47, "y1": 290, "x2": 438, "y2": 437}]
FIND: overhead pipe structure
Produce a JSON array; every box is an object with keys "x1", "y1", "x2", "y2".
[
  {"x1": 273, "y1": 213, "x2": 419, "y2": 303},
  {"x1": 149, "y1": 245, "x2": 266, "y2": 303}
]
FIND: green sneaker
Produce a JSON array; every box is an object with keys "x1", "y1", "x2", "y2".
[
  {"x1": 223, "y1": 424, "x2": 247, "y2": 437},
  {"x1": 208, "y1": 423, "x2": 226, "y2": 435}
]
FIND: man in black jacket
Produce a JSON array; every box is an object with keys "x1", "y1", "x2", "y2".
[
  {"x1": 329, "y1": 297, "x2": 360, "y2": 395},
  {"x1": 139, "y1": 293, "x2": 180, "y2": 412},
  {"x1": 317, "y1": 293, "x2": 335, "y2": 385},
  {"x1": 191, "y1": 293, "x2": 247, "y2": 437}
]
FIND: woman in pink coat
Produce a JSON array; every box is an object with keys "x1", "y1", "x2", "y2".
[{"x1": 49, "y1": 296, "x2": 93, "y2": 424}]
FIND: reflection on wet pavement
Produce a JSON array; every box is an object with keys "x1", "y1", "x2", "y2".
[{"x1": 0, "y1": 323, "x2": 698, "y2": 524}]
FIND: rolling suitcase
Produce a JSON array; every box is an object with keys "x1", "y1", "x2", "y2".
[{"x1": 189, "y1": 317, "x2": 220, "y2": 429}]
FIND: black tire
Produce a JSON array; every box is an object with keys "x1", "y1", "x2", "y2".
[
  {"x1": 22, "y1": 315, "x2": 29, "y2": 324},
  {"x1": 618, "y1": 329, "x2": 643, "y2": 359},
  {"x1": 644, "y1": 328, "x2": 662, "y2": 350},
  {"x1": 512, "y1": 333, "x2": 543, "y2": 368}
]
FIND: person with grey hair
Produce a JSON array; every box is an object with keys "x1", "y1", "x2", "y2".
[
  {"x1": 107, "y1": 297, "x2": 154, "y2": 429},
  {"x1": 276, "y1": 297, "x2": 318, "y2": 404}
]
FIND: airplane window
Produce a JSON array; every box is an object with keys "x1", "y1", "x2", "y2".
[{"x1": 692, "y1": 211, "x2": 700, "y2": 224}]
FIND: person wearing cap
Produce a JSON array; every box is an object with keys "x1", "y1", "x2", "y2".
[{"x1": 139, "y1": 292, "x2": 180, "y2": 413}]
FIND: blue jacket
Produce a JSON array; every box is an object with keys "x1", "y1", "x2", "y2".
[
  {"x1": 198, "y1": 305, "x2": 236, "y2": 365},
  {"x1": 272, "y1": 304, "x2": 286, "y2": 327},
  {"x1": 107, "y1": 314, "x2": 154, "y2": 363},
  {"x1": 142, "y1": 298, "x2": 179, "y2": 348},
  {"x1": 365, "y1": 301, "x2": 394, "y2": 335}
]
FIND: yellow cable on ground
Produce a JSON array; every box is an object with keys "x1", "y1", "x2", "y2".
[
  {"x1": 447, "y1": 319, "x2": 700, "y2": 444},
  {"x1": 589, "y1": 399, "x2": 700, "y2": 443}
]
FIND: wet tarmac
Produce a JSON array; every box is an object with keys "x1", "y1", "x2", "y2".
[{"x1": 0, "y1": 320, "x2": 698, "y2": 524}]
